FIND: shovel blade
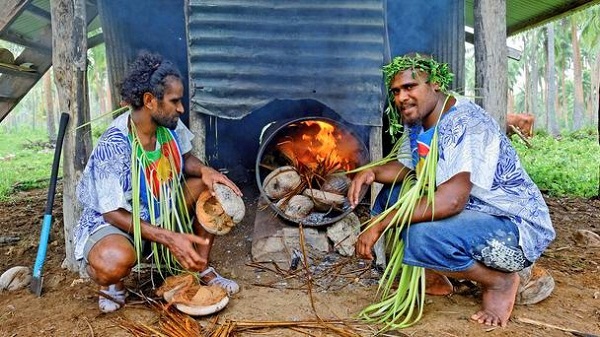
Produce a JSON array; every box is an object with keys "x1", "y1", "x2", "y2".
[{"x1": 30, "y1": 276, "x2": 43, "y2": 297}]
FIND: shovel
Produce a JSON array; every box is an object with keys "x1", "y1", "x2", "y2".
[{"x1": 30, "y1": 112, "x2": 70, "y2": 296}]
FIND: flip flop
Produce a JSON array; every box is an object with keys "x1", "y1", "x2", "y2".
[{"x1": 98, "y1": 284, "x2": 127, "y2": 313}]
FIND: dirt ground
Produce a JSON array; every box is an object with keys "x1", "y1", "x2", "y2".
[{"x1": 0, "y1": 182, "x2": 599, "y2": 337}]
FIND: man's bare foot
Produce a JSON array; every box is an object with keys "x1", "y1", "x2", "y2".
[
  {"x1": 471, "y1": 272, "x2": 520, "y2": 327},
  {"x1": 425, "y1": 269, "x2": 453, "y2": 296}
]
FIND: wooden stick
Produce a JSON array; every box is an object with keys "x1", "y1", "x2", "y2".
[
  {"x1": 517, "y1": 317, "x2": 599, "y2": 337},
  {"x1": 509, "y1": 125, "x2": 533, "y2": 148}
]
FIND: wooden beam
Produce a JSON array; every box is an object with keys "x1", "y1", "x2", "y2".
[
  {"x1": 0, "y1": 63, "x2": 39, "y2": 78},
  {"x1": 0, "y1": 30, "x2": 52, "y2": 54},
  {"x1": 0, "y1": 26, "x2": 53, "y2": 123},
  {"x1": 87, "y1": 32, "x2": 104, "y2": 48},
  {"x1": 0, "y1": 0, "x2": 29, "y2": 33},
  {"x1": 25, "y1": 3, "x2": 52, "y2": 22},
  {"x1": 465, "y1": 31, "x2": 522, "y2": 61}
]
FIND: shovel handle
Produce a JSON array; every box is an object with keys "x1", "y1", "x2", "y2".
[{"x1": 32, "y1": 113, "x2": 70, "y2": 278}]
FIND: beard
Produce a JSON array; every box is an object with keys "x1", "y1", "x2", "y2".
[{"x1": 153, "y1": 111, "x2": 178, "y2": 130}]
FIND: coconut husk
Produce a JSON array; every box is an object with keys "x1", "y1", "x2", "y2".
[
  {"x1": 322, "y1": 174, "x2": 351, "y2": 195},
  {"x1": 263, "y1": 166, "x2": 302, "y2": 199},
  {"x1": 516, "y1": 264, "x2": 555, "y2": 305},
  {"x1": 302, "y1": 188, "x2": 346, "y2": 211},
  {"x1": 196, "y1": 190, "x2": 236, "y2": 235},
  {"x1": 276, "y1": 195, "x2": 314, "y2": 219},
  {"x1": 157, "y1": 274, "x2": 229, "y2": 316}
]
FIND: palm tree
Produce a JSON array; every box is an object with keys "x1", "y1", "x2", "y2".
[
  {"x1": 545, "y1": 23, "x2": 559, "y2": 136},
  {"x1": 571, "y1": 16, "x2": 586, "y2": 130}
]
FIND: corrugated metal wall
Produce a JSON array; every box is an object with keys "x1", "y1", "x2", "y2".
[{"x1": 187, "y1": 0, "x2": 385, "y2": 126}]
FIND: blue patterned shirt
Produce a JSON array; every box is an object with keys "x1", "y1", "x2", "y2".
[
  {"x1": 73, "y1": 112, "x2": 194, "y2": 260},
  {"x1": 398, "y1": 99, "x2": 555, "y2": 261}
]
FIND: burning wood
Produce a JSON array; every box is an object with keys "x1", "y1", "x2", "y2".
[{"x1": 258, "y1": 119, "x2": 367, "y2": 226}]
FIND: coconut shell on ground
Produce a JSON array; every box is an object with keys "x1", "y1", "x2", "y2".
[
  {"x1": 195, "y1": 183, "x2": 244, "y2": 235},
  {"x1": 263, "y1": 166, "x2": 302, "y2": 199},
  {"x1": 157, "y1": 274, "x2": 229, "y2": 316}
]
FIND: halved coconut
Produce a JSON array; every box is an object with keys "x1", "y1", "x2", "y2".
[
  {"x1": 302, "y1": 188, "x2": 346, "y2": 211},
  {"x1": 196, "y1": 190, "x2": 236, "y2": 235},
  {"x1": 157, "y1": 274, "x2": 229, "y2": 316},
  {"x1": 263, "y1": 166, "x2": 302, "y2": 199},
  {"x1": 276, "y1": 195, "x2": 314, "y2": 219}
]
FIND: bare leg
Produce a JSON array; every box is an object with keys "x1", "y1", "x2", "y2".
[
  {"x1": 87, "y1": 234, "x2": 136, "y2": 287},
  {"x1": 439, "y1": 262, "x2": 519, "y2": 327}
]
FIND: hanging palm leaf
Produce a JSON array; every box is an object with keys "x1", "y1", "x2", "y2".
[
  {"x1": 129, "y1": 118, "x2": 194, "y2": 278},
  {"x1": 355, "y1": 95, "x2": 449, "y2": 331}
]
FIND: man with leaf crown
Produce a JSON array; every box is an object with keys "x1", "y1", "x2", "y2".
[{"x1": 348, "y1": 54, "x2": 555, "y2": 328}]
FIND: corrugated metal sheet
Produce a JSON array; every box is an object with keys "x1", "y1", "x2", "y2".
[
  {"x1": 187, "y1": 0, "x2": 385, "y2": 126},
  {"x1": 465, "y1": 0, "x2": 600, "y2": 36}
]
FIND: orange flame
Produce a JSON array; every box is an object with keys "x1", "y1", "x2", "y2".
[{"x1": 276, "y1": 120, "x2": 362, "y2": 172}]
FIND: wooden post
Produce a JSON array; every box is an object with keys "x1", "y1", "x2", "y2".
[
  {"x1": 474, "y1": 0, "x2": 507, "y2": 129},
  {"x1": 50, "y1": 0, "x2": 93, "y2": 273}
]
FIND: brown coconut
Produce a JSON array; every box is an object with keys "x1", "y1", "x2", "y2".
[
  {"x1": 302, "y1": 188, "x2": 346, "y2": 211},
  {"x1": 322, "y1": 174, "x2": 351, "y2": 195},
  {"x1": 263, "y1": 166, "x2": 302, "y2": 199},
  {"x1": 276, "y1": 195, "x2": 314, "y2": 219},
  {"x1": 196, "y1": 184, "x2": 245, "y2": 235}
]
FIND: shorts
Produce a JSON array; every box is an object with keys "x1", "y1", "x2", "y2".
[
  {"x1": 372, "y1": 184, "x2": 532, "y2": 273},
  {"x1": 82, "y1": 225, "x2": 133, "y2": 263}
]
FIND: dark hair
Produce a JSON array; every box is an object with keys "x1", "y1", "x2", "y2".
[{"x1": 120, "y1": 51, "x2": 182, "y2": 109}]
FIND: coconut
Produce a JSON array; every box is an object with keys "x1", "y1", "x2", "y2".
[
  {"x1": 0, "y1": 266, "x2": 31, "y2": 291},
  {"x1": 302, "y1": 188, "x2": 346, "y2": 211},
  {"x1": 263, "y1": 166, "x2": 302, "y2": 199},
  {"x1": 276, "y1": 195, "x2": 314, "y2": 219},
  {"x1": 213, "y1": 183, "x2": 245, "y2": 224},
  {"x1": 322, "y1": 174, "x2": 351, "y2": 195},
  {"x1": 196, "y1": 190, "x2": 235, "y2": 235},
  {"x1": 157, "y1": 274, "x2": 229, "y2": 316}
]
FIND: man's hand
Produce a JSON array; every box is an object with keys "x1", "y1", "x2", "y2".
[
  {"x1": 164, "y1": 232, "x2": 210, "y2": 271},
  {"x1": 200, "y1": 166, "x2": 242, "y2": 197},
  {"x1": 347, "y1": 169, "x2": 375, "y2": 208},
  {"x1": 355, "y1": 221, "x2": 385, "y2": 260}
]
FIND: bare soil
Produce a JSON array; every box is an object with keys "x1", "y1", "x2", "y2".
[{"x1": 0, "y1": 183, "x2": 599, "y2": 337}]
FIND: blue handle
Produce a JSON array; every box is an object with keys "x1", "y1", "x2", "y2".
[{"x1": 32, "y1": 214, "x2": 52, "y2": 278}]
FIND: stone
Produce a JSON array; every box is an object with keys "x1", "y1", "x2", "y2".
[{"x1": 326, "y1": 213, "x2": 360, "y2": 256}]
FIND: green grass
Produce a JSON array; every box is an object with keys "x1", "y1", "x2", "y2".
[
  {"x1": 0, "y1": 127, "x2": 598, "y2": 201},
  {"x1": 512, "y1": 128, "x2": 599, "y2": 198},
  {"x1": 0, "y1": 128, "x2": 57, "y2": 201}
]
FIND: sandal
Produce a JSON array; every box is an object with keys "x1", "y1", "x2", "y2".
[
  {"x1": 98, "y1": 284, "x2": 127, "y2": 313},
  {"x1": 198, "y1": 266, "x2": 240, "y2": 296}
]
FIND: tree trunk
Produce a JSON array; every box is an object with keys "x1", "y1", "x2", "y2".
[
  {"x1": 474, "y1": 0, "x2": 507, "y2": 129},
  {"x1": 591, "y1": 50, "x2": 600, "y2": 129},
  {"x1": 50, "y1": 0, "x2": 93, "y2": 273},
  {"x1": 545, "y1": 24, "x2": 559, "y2": 136},
  {"x1": 571, "y1": 18, "x2": 585, "y2": 130},
  {"x1": 43, "y1": 71, "x2": 57, "y2": 143}
]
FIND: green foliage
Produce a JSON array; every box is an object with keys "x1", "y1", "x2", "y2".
[
  {"x1": 512, "y1": 129, "x2": 599, "y2": 197},
  {"x1": 0, "y1": 128, "x2": 56, "y2": 201}
]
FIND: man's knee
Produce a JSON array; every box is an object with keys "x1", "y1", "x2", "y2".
[{"x1": 87, "y1": 235, "x2": 136, "y2": 285}]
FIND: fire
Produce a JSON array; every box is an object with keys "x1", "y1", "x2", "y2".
[{"x1": 276, "y1": 120, "x2": 362, "y2": 173}]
